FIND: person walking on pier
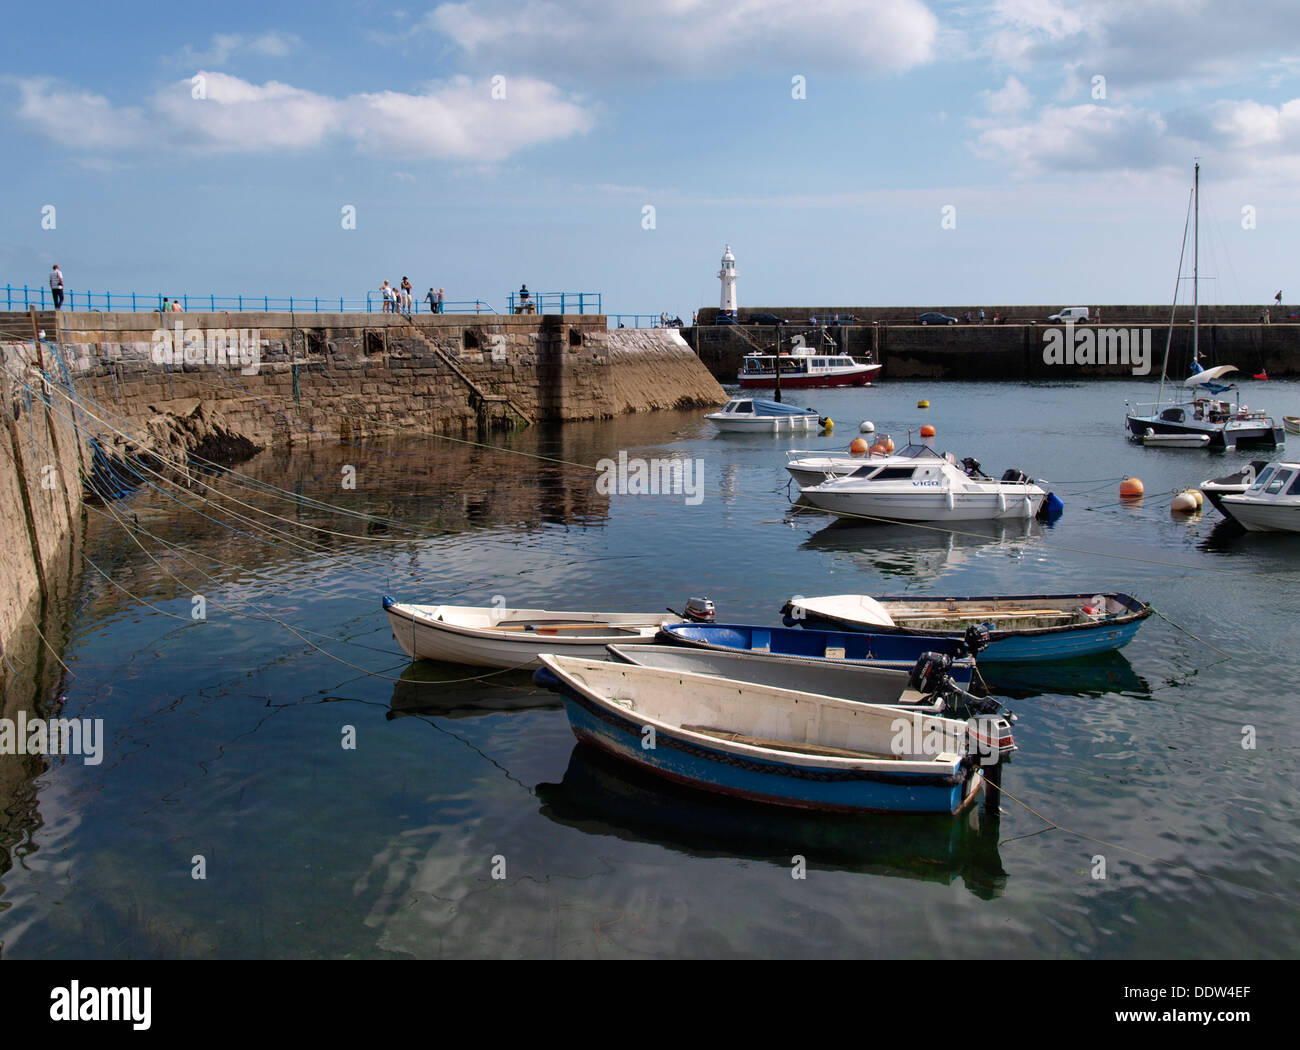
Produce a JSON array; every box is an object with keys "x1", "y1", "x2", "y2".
[
  {"x1": 1275, "y1": 290, "x2": 1283, "y2": 306},
  {"x1": 49, "y1": 264, "x2": 64, "y2": 309}
]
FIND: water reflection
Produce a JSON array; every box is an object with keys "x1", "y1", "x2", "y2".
[
  {"x1": 984, "y1": 650, "x2": 1150, "y2": 699},
  {"x1": 536, "y1": 744, "x2": 1008, "y2": 900},
  {"x1": 800, "y1": 519, "x2": 1044, "y2": 583},
  {"x1": 386, "y1": 662, "x2": 552, "y2": 720}
]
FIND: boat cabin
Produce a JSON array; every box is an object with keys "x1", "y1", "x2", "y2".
[{"x1": 1245, "y1": 463, "x2": 1300, "y2": 498}]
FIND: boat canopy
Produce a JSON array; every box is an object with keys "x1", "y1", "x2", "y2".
[
  {"x1": 750, "y1": 399, "x2": 818, "y2": 416},
  {"x1": 1184, "y1": 364, "x2": 1237, "y2": 388}
]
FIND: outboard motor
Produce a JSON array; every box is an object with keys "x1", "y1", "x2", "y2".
[
  {"x1": 682, "y1": 597, "x2": 716, "y2": 623},
  {"x1": 962, "y1": 457, "x2": 982, "y2": 477},
  {"x1": 962, "y1": 624, "x2": 992, "y2": 657},
  {"x1": 1001, "y1": 468, "x2": 1031, "y2": 484},
  {"x1": 907, "y1": 652, "x2": 953, "y2": 696}
]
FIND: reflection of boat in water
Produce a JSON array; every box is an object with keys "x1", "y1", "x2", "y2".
[
  {"x1": 387, "y1": 662, "x2": 550, "y2": 720},
  {"x1": 800, "y1": 519, "x2": 1044, "y2": 583},
  {"x1": 983, "y1": 650, "x2": 1150, "y2": 699},
  {"x1": 536, "y1": 744, "x2": 1007, "y2": 899}
]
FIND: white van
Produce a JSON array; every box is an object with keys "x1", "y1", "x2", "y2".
[{"x1": 1047, "y1": 307, "x2": 1089, "y2": 323}]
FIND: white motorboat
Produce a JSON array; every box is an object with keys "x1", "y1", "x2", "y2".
[
  {"x1": 382, "y1": 596, "x2": 692, "y2": 668},
  {"x1": 786, "y1": 449, "x2": 873, "y2": 486},
  {"x1": 1218, "y1": 461, "x2": 1300, "y2": 532},
  {"x1": 796, "y1": 441, "x2": 1048, "y2": 523},
  {"x1": 1284, "y1": 416, "x2": 1300, "y2": 436},
  {"x1": 706, "y1": 397, "x2": 826, "y2": 433}
]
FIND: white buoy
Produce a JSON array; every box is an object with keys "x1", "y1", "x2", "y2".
[
  {"x1": 1171, "y1": 491, "x2": 1198, "y2": 513},
  {"x1": 859, "y1": 421, "x2": 875, "y2": 434}
]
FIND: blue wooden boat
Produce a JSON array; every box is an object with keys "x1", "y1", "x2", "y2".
[
  {"x1": 781, "y1": 592, "x2": 1152, "y2": 663},
  {"x1": 534, "y1": 655, "x2": 991, "y2": 815},
  {"x1": 656, "y1": 622, "x2": 978, "y2": 684}
]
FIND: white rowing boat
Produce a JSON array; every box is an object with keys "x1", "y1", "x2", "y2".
[{"x1": 382, "y1": 596, "x2": 683, "y2": 668}]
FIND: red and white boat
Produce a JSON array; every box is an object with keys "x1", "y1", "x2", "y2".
[{"x1": 738, "y1": 347, "x2": 882, "y2": 389}]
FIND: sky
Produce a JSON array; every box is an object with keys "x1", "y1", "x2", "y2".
[{"x1": 5, "y1": 0, "x2": 1300, "y2": 319}]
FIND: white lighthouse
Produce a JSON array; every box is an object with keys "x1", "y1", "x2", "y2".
[{"x1": 718, "y1": 244, "x2": 738, "y2": 314}]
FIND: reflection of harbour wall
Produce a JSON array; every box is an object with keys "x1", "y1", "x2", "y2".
[
  {"x1": 0, "y1": 311, "x2": 723, "y2": 700},
  {"x1": 687, "y1": 307, "x2": 1300, "y2": 380}
]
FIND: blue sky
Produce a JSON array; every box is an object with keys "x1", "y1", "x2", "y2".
[{"x1": 6, "y1": 0, "x2": 1300, "y2": 318}]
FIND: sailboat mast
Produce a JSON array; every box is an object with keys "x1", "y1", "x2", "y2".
[{"x1": 1193, "y1": 161, "x2": 1199, "y2": 365}]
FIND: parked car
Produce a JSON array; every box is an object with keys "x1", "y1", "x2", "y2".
[
  {"x1": 1047, "y1": 307, "x2": 1089, "y2": 323},
  {"x1": 746, "y1": 312, "x2": 789, "y2": 325},
  {"x1": 714, "y1": 311, "x2": 739, "y2": 325},
  {"x1": 917, "y1": 312, "x2": 958, "y2": 326}
]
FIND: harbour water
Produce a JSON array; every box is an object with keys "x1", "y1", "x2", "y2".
[{"x1": 1, "y1": 378, "x2": 1297, "y2": 958}]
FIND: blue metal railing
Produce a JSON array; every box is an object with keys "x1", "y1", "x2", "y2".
[
  {"x1": 607, "y1": 314, "x2": 678, "y2": 329},
  {"x1": 505, "y1": 291, "x2": 601, "y2": 315},
  {"x1": 2, "y1": 284, "x2": 503, "y2": 315}
]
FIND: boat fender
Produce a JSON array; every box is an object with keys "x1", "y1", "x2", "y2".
[
  {"x1": 1038, "y1": 492, "x2": 1065, "y2": 520},
  {"x1": 998, "y1": 492, "x2": 1006, "y2": 513},
  {"x1": 533, "y1": 666, "x2": 564, "y2": 690},
  {"x1": 946, "y1": 489, "x2": 955, "y2": 512}
]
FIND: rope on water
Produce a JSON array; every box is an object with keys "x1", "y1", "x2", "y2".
[{"x1": 1151, "y1": 607, "x2": 1232, "y2": 658}]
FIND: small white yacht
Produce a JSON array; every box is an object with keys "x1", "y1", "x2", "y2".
[
  {"x1": 1218, "y1": 461, "x2": 1300, "y2": 533},
  {"x1": 706, "y1": 397, "x2": 826, "y2": 433},
  {"x1": 797, "y1": 442, "x2": 1048, "y2": 523}
]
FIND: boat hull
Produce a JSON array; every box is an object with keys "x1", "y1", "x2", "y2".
[
  {"x1": 798, "y1": 489, "x2": 1045, "y2": 522},
  {"x1": 1218, "y1": 497, "x2": 1300, "y2": 533},
  {"x1": 739, "y1": 365, "x2": 882, "y2": 389},
  {"x1": 784, "y1": 592, "x2": 1152, "y2": 662},
  {"x1": 1126, "y1": 414, "x2": 1283, "y2": 449},
  {"x1": 658, "y1": 623, "x2": 975, "y2": 678},
  {"x1": 383, "y1": 598, "x2": 674, "y2": 668},
  {"x1": 541, "y1": 667, "x2": 984, "y2": 815}
]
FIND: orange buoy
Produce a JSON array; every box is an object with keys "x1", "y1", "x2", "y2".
[
  {"x1": 919, "y1": 424, "x2": 936, "y2": 438},
  {"x1": 1119, "y1": 477, "x2": 1144, "y2": 499},
  {"x1": 849, "y1": 437, "x2": 870, "y2": 454}
]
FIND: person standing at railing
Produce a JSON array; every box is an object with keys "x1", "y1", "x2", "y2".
[
  {"x1": 401, "y1": 276, "x2": 412, "y2": 312},
  {"x1": 425, "y1": 287, "x2": 436, "y2": 312},
  {"x1": 50, "y1": 264, "x2": 64, "y2": 309},
  {"x1": 437, "y1": 287, "x2": 444, "y2": 313},
  {"x1": 381, "y1": 280, "x2": 393, "y2": 313}
]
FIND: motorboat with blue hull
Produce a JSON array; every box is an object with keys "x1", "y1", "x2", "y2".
[
  {"x1": 656, "y1": 622, "x2": 978, "y2": 682},
  {"x1": 534, "y1": 655, "x2": 994, "y2": 815},
  {"x1": 781, "y1": 592, "x2": 1152, "y2": 663},
  {"x1": 606, "y1": 644, "x2": 1010, "y2": 730}
]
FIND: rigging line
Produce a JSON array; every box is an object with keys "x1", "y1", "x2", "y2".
[
  {"x1": 17, "y1": 377, "x2": 414, "y2": 563},
  {"x1": 26, "y1": 343, "x2": 1300, "y2": 582},
  {"x1": 1150, "y1": 607, "x2": 1232, "y2": 658},
  {"x1": 88, "y1": 488, "x2": 544, "y2": 685},
  {"x1": 29, "y1": 351, "x2": 437, "y2": 536},
  {"x1": 993, "y1": 778, "x2": 1296, "y2": 907},
  {"x1": 16, "y1": 601, "x2": 78, "y2": 680}
]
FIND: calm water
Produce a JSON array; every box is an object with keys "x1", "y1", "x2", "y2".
[{"x1": 2, "y1": 378, "x2": 1298, "y2": 958}]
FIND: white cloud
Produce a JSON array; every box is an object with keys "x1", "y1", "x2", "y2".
[
  {"x1": 983, "y1": 75, "x2": 1032, "y2": 116},
  {"x1": 173, "y1": 31, "x2": 303, "y2": 67},
  {"x1": 11, "y1": 73, "x2": 592, "y2": 162},
  {"x1": 423, "y1": 0, "x2": 939, "y2": 76}
]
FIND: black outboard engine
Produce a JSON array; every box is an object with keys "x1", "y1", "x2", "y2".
[
  {"x1": 962, "y1": 624, "x2": 991, "y2": 657},
  {"x1": 962, "y1": 457, "x2": 982, "y2": 477},
  {"x1": 908, "y1": 652, "x2": 953, "y2": 696},
  {"x1": 1001, "y1": 468, "x2": 1031, "y2": 484},
  {"x1": 682, "y1": 597, "x2": 716, "y2": 623}
]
